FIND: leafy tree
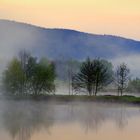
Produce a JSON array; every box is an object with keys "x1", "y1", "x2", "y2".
[
  {"x1": 29, "y1": 60, "x2": 56, "y2": 95},
  {"x1": 2, "y1": 58, "x2": 26, "y2": 95},
  {"x1": 72, "y1": 58, "x2": 113, "y2": 96},
  {"x1": 2, "y1": 51, "x2": 56, "y2": 96},
  {"x1": 115, "y1": 63, "x2": 130, "y2": 96},
  {"x1": 73, "y1": 58, "x2": 95, "y2": 96},
  {"x1": 93, "y1": 59, "x2": 113, "y2": 96}
]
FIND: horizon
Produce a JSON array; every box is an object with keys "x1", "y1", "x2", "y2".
[
  {"x1": 0, "y1": 19, "x2": 139, "y2": 42},
  {"x1": 0, "y1": 0, "x2": 140, "y2": 40}
]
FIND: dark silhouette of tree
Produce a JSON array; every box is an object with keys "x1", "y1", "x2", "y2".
[
  {"x1": 72, "y1": 58, "x2": 95, "y2": 96},
  {"x1": 93, "y1": 59, "x2": 113, "y2": 96},
  {"x1": 72, "y1": 58, "x2": 113, "y2": 96},
  {"x1": 115, "y1": 63, "x2": 130, "y2": 96}
]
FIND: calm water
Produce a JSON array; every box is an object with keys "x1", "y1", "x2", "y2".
[{"x1": 0, "y1": 100, "x2": 140, "y2": 140}]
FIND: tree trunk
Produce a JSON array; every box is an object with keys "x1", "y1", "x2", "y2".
[
  {"x1": 94, "y1": 79, "x2": 98, "y2": 96},
  {"x1": 120, "y1": 89, "x2": 123, "y2": 96},
  {"x1": 95, "y1": 85, "x2": 98, "y2": 96},
  {"x1": 117, "y1": 87, "x2": 120, "y2": 96}
]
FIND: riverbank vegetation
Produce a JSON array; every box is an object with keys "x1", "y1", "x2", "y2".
[
  {"x1": 2, "y1": 95, "x2": 140, "y2": 105},
  {"x1": 1, "y1": 50, "x2": 140, "y2": 99}
]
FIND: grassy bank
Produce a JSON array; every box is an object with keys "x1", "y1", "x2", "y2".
[{"x1": 2, "y1": 94, "x2": 140, "y2": 105}]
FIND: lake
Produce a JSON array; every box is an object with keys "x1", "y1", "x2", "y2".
[{"x1": 0, "y1": 100, "x2": 140, "y2": 140}]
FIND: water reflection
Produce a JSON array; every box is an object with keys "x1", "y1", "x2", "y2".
[
  {"x1": 114, "y1": 106, "x2": 128, "y2": 130},
  {"x1": 1, "y1": 101, "x2": 54, "y2": 140},
  {"x1": 0, "y1": 101, "x2": 140, "y2": 140}
]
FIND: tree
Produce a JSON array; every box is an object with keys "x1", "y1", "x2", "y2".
[
  {"x1": 72, "y1": 58, "x2": 113, "y2": 96},
  {"x1": 2, "y1": 58, "x2": 26, "y2": 95},
  {"x1": 2, "y1": 51, "x2": 56, "y2": 96},
  {"x1": 29, "y1": 60, "x2": 56, "y2": 95},
  {"x1": 18, "y1": 50, "x2": 31, "y2": 94},
  {"x1": 72, "y1": 58, "x2": 95, "y2": 96},
  {"x1": 93, "y1": 59, "x2": 113, "y2": 96},
  {"x1": 115, "y1": 63, "x2": 130, "y2": 96},
  {"x1": 67, "y1": 59, "x2": 80, "y2": 95}
]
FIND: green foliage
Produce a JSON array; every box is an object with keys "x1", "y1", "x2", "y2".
[
  {"x1": 72, "y1": 58, "x2": 113, "y2": 96},
  {"x1": 2, "y1": 51, "x2": 56, "y2": 96},
  {"x1": 3, "y1": 58, "x2": 26, "y2": 95},
  {"x1": 29, "y1": 61, "x2": 56, "y2": 95}
]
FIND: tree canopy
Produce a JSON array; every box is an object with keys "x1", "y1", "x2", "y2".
[
  {"x1": 72, "y1": 58, "x2": 113, "y2": 96},
  {"x1": 2, "y1": 51, "x2": 56, "y2": 96}
]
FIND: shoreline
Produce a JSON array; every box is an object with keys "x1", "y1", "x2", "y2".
[{"x1": 1, "y1": 95, "x2": 140, "y2": 105}]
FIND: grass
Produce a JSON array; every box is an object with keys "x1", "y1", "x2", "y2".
[
  {"x1": 3, "y1": 94, "x2": 140, "y2": 105},
  {"x1": 52, "y1": 95, "x2": 140, "y2": 104}
]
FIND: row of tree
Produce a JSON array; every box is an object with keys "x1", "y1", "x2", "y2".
[
  {"x1": 71, "y1": 58, "x2": 130, "y2": 96},
  {"x1": 2, "y1": 50, "x2": 132, "y2": 96}
]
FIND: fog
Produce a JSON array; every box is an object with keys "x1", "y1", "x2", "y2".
[
  {"x1": 0, "y1": 20, "x2": 39, "y2": 73},
  {"x1": 111, "y1": 54, "x2": 140, "y2": 77},
  {"x1": 0, "y1": 100, "x2": 140, "y2": 140},
  {"x1": 0, "y1": 20, "x2": 140, "y2": 79}
]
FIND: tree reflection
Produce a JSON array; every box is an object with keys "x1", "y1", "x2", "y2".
[
  {"x1": 64, "y1": 103, "x2": 129, "y2": 133},
  {"x1": 78, "y1": 104, "x2": 106, "y2": 133},
  {"x1": 2, "y1": 101, "x2": 54, "y2": 140},
  {"x1": 1, "y1": 101, "x2": 132, "y2": 140},
  {"x1": 114, "y1": 105, "x2": 128, "y2": 130}
]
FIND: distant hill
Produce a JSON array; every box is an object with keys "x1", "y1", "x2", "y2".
[
  {"x1": 0, "y1": 19, "x2": 140, "y2": 77},
  {"x1": 0, "y1": 19, "x2": 140, "y2": 61}
]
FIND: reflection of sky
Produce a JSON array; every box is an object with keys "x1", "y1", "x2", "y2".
[{"x1": 0, "y1": 101, "x2": 140, "y2": 140}]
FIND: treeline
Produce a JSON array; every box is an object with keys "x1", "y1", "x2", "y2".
[
  {"x1": 71, "y1": 58, "x2": 130, "y2": 96},
  {"x1": 1, "y1": 50, "x2": 139, "y2": 97}
]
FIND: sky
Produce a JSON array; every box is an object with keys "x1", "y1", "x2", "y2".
[{"x1": 0, "y1": 0, "x2": 140, "y2": 40}]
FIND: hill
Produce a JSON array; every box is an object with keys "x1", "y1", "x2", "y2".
[
  {"x1": 0, "y1": 19, "x2": 140, "y2": 60},
  {"x1": 0, "y1": 19, "x2": 140, "y2": 77}
]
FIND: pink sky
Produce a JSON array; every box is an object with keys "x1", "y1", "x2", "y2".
[{"x1": 0, "y1": 0, "x2": 140, "y2": 40}]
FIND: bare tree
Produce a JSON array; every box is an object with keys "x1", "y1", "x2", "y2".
[
  {"x1": 67, "y1": 65, "x2": 73, "y2": 95},
  {"x1": 115, "y1": 63, "x2": 130, "y2": 96},
  {"x1": 18, "y1": 49, "x2": 30, "y2": 95},
  {"x1": 67, "y1": 60, "x2": 80, "y2": 95}
]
